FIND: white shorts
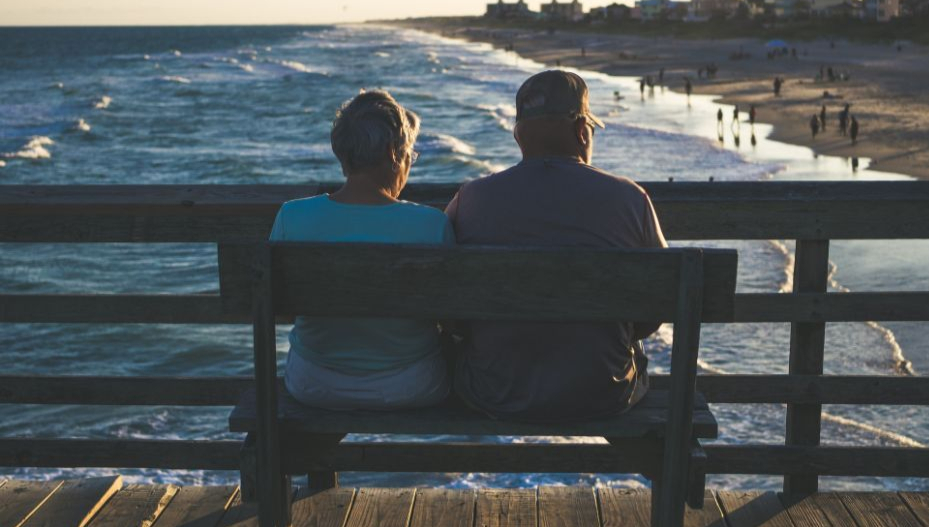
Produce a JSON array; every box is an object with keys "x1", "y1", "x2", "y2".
[{"x1": 284, "y1": 350, "x2": 450, "y2": 410}]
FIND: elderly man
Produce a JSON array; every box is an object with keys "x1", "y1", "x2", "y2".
[{"x1": 446, "y1": 70, "x2": 667, "y2": 422}]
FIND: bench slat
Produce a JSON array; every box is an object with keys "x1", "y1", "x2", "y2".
[
  {"x1": 229, "y1": 388, "x2": 717, "y2": 438},
  {"x1": 219, "y1": 244, "x2": 737, "y2": 322}
]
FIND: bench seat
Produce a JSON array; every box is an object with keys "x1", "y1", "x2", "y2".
[{"x1": 229, "y1": 386, "x2": 718, "y2": 439}]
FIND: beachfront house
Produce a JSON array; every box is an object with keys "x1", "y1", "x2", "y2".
[
  {"x1": 688, "y1": 0, "x2": 743, "y2": 18},
  {"x1": 810, "y1": 0, "x2": 864, "y2": 16},
  {"x1": 485, "y1": 0, "x2": 535, "y2": 19},
  {"x1": 589, "y1": 2, "x2": 635, "y2": 21},
  {"x1": 863, "y1": 0, "x2": 900, "y2": 19},
  {"x1": 540, "y1": 0, "x2": 585, "y2": 21}
]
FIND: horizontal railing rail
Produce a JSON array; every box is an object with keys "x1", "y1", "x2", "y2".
[
  {"x1": 2, "y1": 182, "x2": 929, "y2": 493},
  {"x1": 3, "y1": 181, "x2": 929, "y2": 241},
  {"x1": 2, "y1": 374, "x2": 928, "y2": 406}
]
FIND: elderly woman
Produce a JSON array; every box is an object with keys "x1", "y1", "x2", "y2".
[{"x1": 270, "y1": 90, "x2": 453, "y2": 410}]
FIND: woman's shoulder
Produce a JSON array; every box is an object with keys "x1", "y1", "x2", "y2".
[{"x1": 394, "y1": 200, "x2": 449, "y2": 223}]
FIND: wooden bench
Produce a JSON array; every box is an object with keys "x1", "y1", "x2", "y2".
[{"x1": 218, "y1": 242, "x2": 738, "y2": 527}]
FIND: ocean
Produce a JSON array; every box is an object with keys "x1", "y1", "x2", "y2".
[{"x1": 0, "y1": 24, "x2": 926, "y2": 491}]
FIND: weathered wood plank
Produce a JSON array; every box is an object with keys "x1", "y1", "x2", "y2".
[
  {"x1": 150, "y1": 485, "x2": 237, "y2": 527},
  {"x1": 839, "y1": 492, "x2": 922, "y2": 527},
  {"x1": 704, "y1": 445, "x2": 929, "y2": 477},
  {"x1": 22, "y1": 476, "x2": 122, "y2": 527},
  {"x1": 86, "y1": 483, "x2": 177, "y2": 527},
  {"x1": 408, "y1": 488, "x2": 474, "y2": 527},
  {"x1": 281, "y1": 441, "x2": 660, "y2": 474},
  {"x1": 216, "y1": 490, "x2": 258, "y2": 527},
  {"x1": 598, "y1": 488, "x2": 650, "y2": 527},
  {"x1": 219, "y1": 244, "x2": 738, "y2": 322},
  {"x1": 5, "y1": 181, "x2": 929, "y2": 241},
  {"x1": 733, "y1": 292, "x2": 929, "y2": 322},
  {"x1": 230, "y1": 387, "x2": 718, "y2": 438},
  {"x1": 0, "y1": 438, "x2": 239, "y2": 470},
  {"x1": 343, "y1": 488, "x2": 415, "y2": 527},
  {"x1": 537, "y1": 486, "x2": 599, "y2": 527},
  {"x1": 0, "y1": 295, "x2": 236, "y2": 325},
  {"x1": 779, "y1": 492, "x2": 856, "y2": 527},
  {"x1": 784, "y1": 239, "x2": 829, "y2": 496},
  {"x1": 0, "y1": 480, "x2": 63, "y2": 527},
  {"x1": 899, "y1": 492, "x2": 929, "y2": 525},
  {"x1": 0, "y1": 376, "x2": 255, "y2": 406},
  {"x1": 6, "y1": 291, "x2": 929, "y2": 325},
  {"x1": 475, "y1": 489, "x2": 537, "y2": 527},
  {"x1": 3, "y1": 373, "x2": 927, "y2": 408},
  {"x1": 718, "y1": 491, "x2": 795, "y2": 527},
  {"x1": 291, "y1": 487, "x2": 355, "y2": 527},
  {"x1": 682, "y1": 375, "x2": 929, "y2": 405}
]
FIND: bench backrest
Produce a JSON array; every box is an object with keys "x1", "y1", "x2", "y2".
[{"x1": 218, "y1": 243, "x2": 738, "y2": 322}]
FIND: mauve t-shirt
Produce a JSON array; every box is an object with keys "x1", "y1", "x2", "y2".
[{"x1": 446, "y1": 156, "x2": 667, "y2": 422}]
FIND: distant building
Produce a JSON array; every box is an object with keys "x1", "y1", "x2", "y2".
[
  {"x1": 589, "y1": 2, "x2": 634, "y2": 20},
  {"x1": 485, "y1": 0, "x2": 534, "y2": 19},
  {"x1": 636, "y1": 0, "x2": 669, "y2": 19},
  {"x1": 864, "y1": 0, "x2": 900, "y2": 19},
  {"x1": 810, "y1": 0, "x2": 862, "y2": 16},
  {"x1": 541, "y1": 0, "x2": 585, "y2": 21},
  {"x1": 690, "y1": 0, "x2": 742, "y2": 17}
]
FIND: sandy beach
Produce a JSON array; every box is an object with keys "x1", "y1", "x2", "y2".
[{"x1": 397, "y1": 20, "x2": 929, "y2": 179}]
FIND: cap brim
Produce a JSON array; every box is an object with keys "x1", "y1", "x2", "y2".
[{"x1": 586, "y1": 112, "x2": 605, "y2": 129}]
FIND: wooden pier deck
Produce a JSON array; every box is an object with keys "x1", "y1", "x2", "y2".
[{"x1": 1, "y1": 478, "x2": 927, "y2": 527}]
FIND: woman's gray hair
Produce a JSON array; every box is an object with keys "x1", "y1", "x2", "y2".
[{"x1": 331, "y1": 90, "x2": 420, "y2": 171}]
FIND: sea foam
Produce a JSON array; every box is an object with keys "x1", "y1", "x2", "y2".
[
  {"x1": 2, "y1": 136, "x2": 54, "y2": 160},
  {"x1": 419, "y1": 133, "x2": 477, "y2": 156},
  {"x1": 93, "y1": 96, "x2": 112, "y2": 109},
  {"x1": 160, "y1": 76, "x2": 191, "y2": 84},
  {"x1": 74, "y1": 119, "x2": 91, "y2": 132}
]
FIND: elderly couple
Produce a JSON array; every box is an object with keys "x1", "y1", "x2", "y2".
[{"x1": 270, "y1": 70, "x2": 667, "y2": 422}]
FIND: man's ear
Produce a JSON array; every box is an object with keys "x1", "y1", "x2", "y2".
[{"x1": 575, "y1": 119, "x2": 589, "y2": 146}]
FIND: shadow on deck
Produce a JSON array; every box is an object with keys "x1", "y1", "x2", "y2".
[{"x1": 1, "y1": 477, "x2": 927, "y2": 526}]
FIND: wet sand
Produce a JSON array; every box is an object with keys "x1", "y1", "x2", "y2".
[{"x1": 396, "y1": 21, "x2": 929, "y2": 179}]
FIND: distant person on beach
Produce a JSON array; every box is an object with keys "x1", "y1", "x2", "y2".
[
  {"x1": 446, "y1": 70, "x2": 667, "y2": 422},
  {"x1": 684, "y1": 78, "x2": 692, "y2": 97},
  {"x1": 810, "y1": 114, "x2": 820, "y2": 138},
  {"x1": 749, "y1": 104, "x2": 757, "y2": 125},
  {"x1": 639, "y1": 77, "x2": 645, "y2": 96},
  {"x1": 271, "y1": 90, "x2": 452, "y2": 410},
  {"x1": 658, "y1": 68, "x2": 665, "y2": 84},
  {"x1": 773, "y1": 77, "x2": 783, "y2": 96},
  {"x1": 820, "y1": 105, "x2": 827, "y2": 131},
  {"x1": 839, "y1": 103, "x2": 850, "y2": 135},
  {"x1": 717, "y1": 108, "x2": 724, "y2": 140},
  {"x1": 850, "y1": 116, "x2": 859, "y2": 144}
]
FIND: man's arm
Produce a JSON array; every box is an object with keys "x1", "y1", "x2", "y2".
[{"x1": 633, "y1": 191, "x2": 668, "y2": 340}]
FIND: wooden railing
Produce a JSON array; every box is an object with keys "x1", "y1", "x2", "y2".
[{"x1": 2, "y1": 182, "x2": 929, "y2": 493}]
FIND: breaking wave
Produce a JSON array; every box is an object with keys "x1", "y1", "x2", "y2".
[
  {"x1": 93, "y1": 96, "x2": 112, "y2": 109},
  {"x1": 2, "y1": 136, "x2": 54, "y2": 160}
]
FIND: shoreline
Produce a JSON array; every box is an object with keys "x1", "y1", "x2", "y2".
[{"x1": 393, "y1": 20, "x2": 929, "y2": 180}]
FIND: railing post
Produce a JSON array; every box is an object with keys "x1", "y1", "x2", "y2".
[{"x1": 784, "y1": 239, "x2": 830, "y2": 496}]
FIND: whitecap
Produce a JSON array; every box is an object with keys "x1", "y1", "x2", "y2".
[
  {"x1": 74, "y1": 119, "x2": 91, "y2": 132},
  {"x1": 374, "y1": 51, "x2": 391, "y2": 58},
  {"x1": 170, "y1": 49, "x2": 182, "y2": 57},
  {"x1": 93, "y1": 95, "x2": 112, "y2": 109},
  {"x1": 143, "y1": 54, "x2": 151, "y2": 60},
  {"x1": 239, "y1": 64, "x2": 254, "y2": 73},
  {"x1": 160, "y1": 76, "x2": 191, "y2": 84},
  {"x1": 477, "y1": 103, "x2": 517, "y2": 131},
  {"x1": 50, "y1": 82, "x2": 64, "y2": 90},
  {"x1": 2, "y1": 136, "x2": 54, "y2": 160},
  {"x1": 277, "y1": 60, "x2": 314, "y2": 73},
  {"x1": 426, "y1": 51, "x2": 440, "y2": 64},
  {"x1": 0, "y1": 160, "x2": 6, "y2": 167},
  {"x1": 419, "y1": 133, "x2": 476, "y2": 156}
]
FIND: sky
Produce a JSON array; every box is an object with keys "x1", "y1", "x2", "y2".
[{"x1": 1, "y1": 0, "x2": 630, "y2": 26}]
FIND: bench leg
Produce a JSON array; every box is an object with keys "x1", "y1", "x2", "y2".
[
  {"x1": 307, "y1": 471, "x2": 338, "y2": 493},
  {"x1": 240, "y1": 433, "x2": 257, "y2": 502}
]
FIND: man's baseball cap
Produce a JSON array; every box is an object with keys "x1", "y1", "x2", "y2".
[{"x1": 515, "y1": 70, "x2": 605, "y2": 128}]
